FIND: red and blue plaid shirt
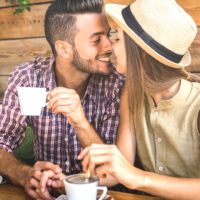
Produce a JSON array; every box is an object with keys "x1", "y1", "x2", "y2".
[{"x1": 0, "y1": 57, "x2": 124, "y2": 174}]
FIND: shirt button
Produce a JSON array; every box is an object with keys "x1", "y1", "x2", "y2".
[
  {"x1": 64, "y1": 137, "x2": 68, "y2": 142},
  {"x1": 157, "y1": 138, "x2": 162, "y2": 143},
  {"x1": 158, "y1": 166, "x2": 164, "y2": 171},
  {"x1": 65, "y1": 161, "x2": 69, "y2": 165}
]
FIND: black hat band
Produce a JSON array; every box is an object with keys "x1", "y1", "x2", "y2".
[{"x1": 122, "y1": 5, "x2": 184, "y2": 63}]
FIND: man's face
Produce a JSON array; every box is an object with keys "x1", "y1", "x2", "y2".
[{"x1": 72, "y1": 13, "x2": 113, "y2": 75}]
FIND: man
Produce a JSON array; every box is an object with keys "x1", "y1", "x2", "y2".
[{"x1": 0, "y1": 0, "x2": 124, "y2": 199}]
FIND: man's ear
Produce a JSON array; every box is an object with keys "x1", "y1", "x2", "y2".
[{"x1": 55, "y1": 40, "x2": 73, "y2": 58}]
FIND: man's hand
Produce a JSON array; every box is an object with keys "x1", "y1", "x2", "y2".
[
  {"x1": 35, "y1": 170, "x2": 66, "y2": 199},
  {"x1": 48, "y1": 87, "x2": 86, "y2": 127},
  {"x1": 47, "y1": 87, "x2": 103, "y2": 147},
  {"x1": 24, "y1": 161, "x2": 62, "y2": 200}
]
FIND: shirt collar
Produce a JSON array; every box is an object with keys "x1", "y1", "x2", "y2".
[{"x1": 149, "y1": 79, "x2": 192, "y2": 110}]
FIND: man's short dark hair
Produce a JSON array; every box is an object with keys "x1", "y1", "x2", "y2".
[{"x1": 45, "y1": 0, "x2": 103, "y2": 56}]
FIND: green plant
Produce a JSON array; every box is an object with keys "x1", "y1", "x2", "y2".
[{"x1": 7, "y1": 0, "x2": 30, "y2": 14}]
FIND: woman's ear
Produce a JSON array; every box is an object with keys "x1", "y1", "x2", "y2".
[{"x1": 55, "y1": 40, "x2": 73, "y2": 59}]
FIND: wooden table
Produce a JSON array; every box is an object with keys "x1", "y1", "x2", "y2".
[{"x1": 0, "y1": 183, "x2": 161, "y2": 200}]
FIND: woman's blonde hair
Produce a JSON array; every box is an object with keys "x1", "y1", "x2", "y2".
[{"x1": 124, "y1": 32, "x2": 200, "y2": 135}]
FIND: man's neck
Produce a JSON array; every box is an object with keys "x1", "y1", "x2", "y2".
[{"x1": 55, "y1": 58, "x2": 90, "y2": 97}]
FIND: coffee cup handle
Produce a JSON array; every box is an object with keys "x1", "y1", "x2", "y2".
[{"x1": 96, "y1": 186, "x2": 107, "y2": 200}]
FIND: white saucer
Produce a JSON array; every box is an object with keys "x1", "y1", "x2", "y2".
[
  {"x1": 55, "y1": 194, "x2": 67, "y2": 200},
  {"x1": 55, "y1": 194, "x2": 114, "y2": 200}
]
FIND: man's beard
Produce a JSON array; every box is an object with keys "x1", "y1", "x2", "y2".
[{"x1": 72, "y1": 47, "x2": 113, "y2": 75}]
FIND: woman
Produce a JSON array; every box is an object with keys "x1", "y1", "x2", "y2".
[{"x1": 78, "y1": 0, "x2": 200, "y2": 199}]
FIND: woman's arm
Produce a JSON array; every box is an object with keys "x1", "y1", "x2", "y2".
[
  {"x1": 135, "y1": 170, "x2": 200, "y2": 200},
  {"x1": 78, "y1": 85, "x2": 136, "y2": 187},
  {"x1": 116, "y1": 84, "x2": 136, "y2": 164},
  {"x1": 99, "y1": 85, "x2": 136, "y2": 186}
]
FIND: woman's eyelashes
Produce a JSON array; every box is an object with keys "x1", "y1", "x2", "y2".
[{"x1": 108, "y1": 29, "x2": 120, "y2": 43}]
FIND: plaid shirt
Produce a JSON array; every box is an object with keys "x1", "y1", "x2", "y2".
[{"x1": 0, "y1": 57, "x2": 124, "y2": 174}]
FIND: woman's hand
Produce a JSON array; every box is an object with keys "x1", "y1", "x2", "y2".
[{"x1": 78, "y1": 144, "x2": 144, "y2": 189}]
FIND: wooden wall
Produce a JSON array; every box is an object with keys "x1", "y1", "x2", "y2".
[
  {"x1": 0, "y1": 0, "x2": 200, "y2": 98},
  {"x1": 0, "y1": 0, "x2": 53, "y2": 98}
]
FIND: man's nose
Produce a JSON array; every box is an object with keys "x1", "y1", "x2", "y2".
[{"x1": 102, "y1": 35, "x2": 112, "y2": 51}]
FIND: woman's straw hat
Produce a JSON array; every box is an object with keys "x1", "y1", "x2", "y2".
[{"x1": 105, "y1": 0, "x2": 197, "y2": 68}]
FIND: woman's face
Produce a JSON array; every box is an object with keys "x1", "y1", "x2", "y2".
[{"x1": 109, "y1": 26, "x2": 127, "y2": 75}]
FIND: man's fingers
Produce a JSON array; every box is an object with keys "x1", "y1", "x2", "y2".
[
  {"x1": 49, "y1": 173, "x2": 65, "y2": 188},
  {"x1": 51, "y1": 173, "x2": 64, "y2": 180},
  {"x1": 25, "y1": 162, "x2": 63, "y2": 200},
  {"x1": 49, "y1": 97, "x2": 80, "y2": 113},
  {"x1": 25, "y1": 178, "x2": 41, "y2": 199},
  {"x1": 36, "y1": 188, "x2": 53, "y2": 200},
  {"x1": 26, "y1": 176, "x2": 40, "y2": 189},
  {"x1": 50, "y1": 105, "x2": 75, "y2": 115},
  {"x1": 34, "y1": 161, "x2": 62, "y2": 174},
  {"x1": 47, "y1": 178, "x2": 53, "y2": 187},
  {"x1": 40, "y1": 170, "x2": 54, "y2": 192},
  {"x1": 26, "y1": 189, "x2": 40, "y2": 200},
  {"x1": 48, "y1": 89, "x2": 78, "y2": 106},
  {"x1": 49, "y1": 87, "x2": 76, "y2": 96},
  {"x1": 50, "y1": 179, "x2": 64, "y2": 188},
  {"x1": 30, "y1": 169, "x2": 42, "y2": 181}
]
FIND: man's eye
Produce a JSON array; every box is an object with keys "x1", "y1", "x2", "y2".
[{"x1": 93, "y1": 39, "x2": 101, "y2": 45}]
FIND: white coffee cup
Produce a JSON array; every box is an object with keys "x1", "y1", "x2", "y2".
[
  {"x1": 63, "y1": 174, "x2": 107, "y2": 200},
  {"x1": 17, "y1": 87, "x2": 48, "y2": 116}
]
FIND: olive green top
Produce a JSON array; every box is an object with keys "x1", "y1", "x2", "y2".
[{"x1": 137, "y1": 79, "x2": 200, "y2": 177}]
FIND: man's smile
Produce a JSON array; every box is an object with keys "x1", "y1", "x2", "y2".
[{"x1": 96, "y1": 52, "x2": 112, "y2": 63}]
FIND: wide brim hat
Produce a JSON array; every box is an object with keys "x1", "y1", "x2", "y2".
[{"x1": 105, "y1": 0, "x2": 197, "y2": 68}]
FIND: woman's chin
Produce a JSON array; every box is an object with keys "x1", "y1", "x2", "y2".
[{"x1": 116, "y1": 65, "x2": 127, "y2": 75}]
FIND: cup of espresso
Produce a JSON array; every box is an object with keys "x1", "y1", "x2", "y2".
[
  {"x1": 17, "y1": 87, "x2": 48, "y2": 116},
  {"x1": 63, "y1": 174, "x2": 107, "y2": 200}
]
